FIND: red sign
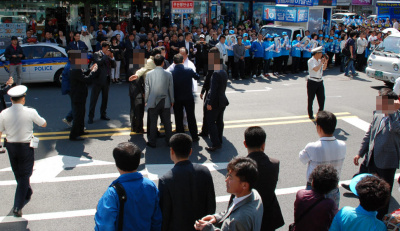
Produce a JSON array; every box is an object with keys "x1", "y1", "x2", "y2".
[{"x1": 172, "y1": 1, "x2": 194, "y2": 9}]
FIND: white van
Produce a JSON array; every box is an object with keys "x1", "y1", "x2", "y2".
[
  {"x1": 366, "y1": 33, "x2": 400, "y2": 85},
  {"x1": 332, "y1": 13, "x2": 357, "y2": 24}
]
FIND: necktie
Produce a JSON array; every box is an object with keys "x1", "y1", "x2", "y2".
[{"x1": 76, "y1": 42, "x2": 79, "y2": 50}]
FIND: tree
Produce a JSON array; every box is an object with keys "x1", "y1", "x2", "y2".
[{"x1": 68, "y1": 0, "x2": 115, "y2": 27}]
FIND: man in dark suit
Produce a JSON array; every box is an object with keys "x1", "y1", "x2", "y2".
[
  {"x1": 159, "y1": 133, "x2": 216, "y2": 231},
  {"x1": 180, "y1": 32, "x2": 195, "y2": 62},
  {"x1": 124, "y1": 33, "x2": 137, "y2": 76},
  {"x1": 41, "y1": 32, "x2": 56, "y2": 43},
  {"x1": 68, "y1": 51, "x2": 98, "y2": 140},
  {"x1": 240, "y1": 126, "x2": 285, "y2": 230},
  {"x1": 348, "y1": 87, "x2": 400, "y2": 219},
  {"x1": 205, "y1": 47, "x2": 229, "y2": 151},
  {"x1": 88, "y1": 42, "x2": 115, "y2": 124},
  {"x1": 127, "y1": 66, "x2": 145, "y2": 133},
  {"x1": 171, "y1": 54, "x2": 200, "y2": 141},
  {"x1": 66, "y1": 32, "x2": 88, "y2": 52},
  {"x1": 198, "y1": 70, "x2": 213, "y2": 137}
]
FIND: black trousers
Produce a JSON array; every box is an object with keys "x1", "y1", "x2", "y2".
[
  {"x1": 147, "y1": 99, "x2": 172, "y2": 146},
  {"x1": 233, "y1": 60, "x2": 245, "y2": 79},
  {"x1": 367, "y1": 153, "x2": 396, "y2": 220},
  {"x1": 227, "y1": 56, "x2": 234, "y2": 76},
  {"x1": 307, "y1": 80, "x2": 325, "y2": 118},
  {"x1": 252, "y1": 57, "x2": 263, "y2": 76},
  {"x1": 174, "y1": 99, "x2": 198, "y2": 138},
  {"x1": 334, "y1": 53, "x2": 341, "y2": 66},
  {"x1": 89, "y1": 83, "x2": 109, "y2": 119},
  {"x1": 6, "y1": 142, "x2": 34, "y2": 209},
  {"x1": 200, "y1": 99, "x2": 208, "y2": 135},
  {"x1": 207, "y1": 106, "x2": 226, "y2": 147},
  {"x1": 273, "y1": 56, "x2": 281, "y2": 73},
  {"x1": 263, "y1": 59, "x2": 271, "y2": 74},
  {"x1": 244, "y1": 57, "x2": 251, "y2": 76},
  {"x1": 356, "y1": 52, "x2": 366, "y2": 71},
  {"x1": 292, "y1": 56, "x2": 300, "y2": 72},
  {"x1": 70, "y1": 100, "x2": 86, "y2": 139},
  {"x1": 301, "y1": 57, "x2": 309, "y2": 71},
  {"x1": 280, "y1": 55, "x2": 289, "y2": 72},
  {"x1": 327, "y1": 52, "x2": 334, "y2": 65},
  {"x1": 130, "y1": 97, "x2": 144, "y2": 133},
  {"x1": 196, "y1": 57, "x2": 208, "y2": 76}
]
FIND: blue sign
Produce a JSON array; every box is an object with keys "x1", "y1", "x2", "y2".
[
  {"x1": 276, "y1": 0, "x2": 313, "y2": 6},
  {"x1": 263, "y1": 6, "x2": 308, "y2": 23},
  {"x1": 297, "y1": 8, "x2": 309, "y2": 22}
]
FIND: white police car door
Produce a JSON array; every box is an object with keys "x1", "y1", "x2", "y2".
[{"x1": 29, "y1": 46, "x2": 59, "y2": 82}]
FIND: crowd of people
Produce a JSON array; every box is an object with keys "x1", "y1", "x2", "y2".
[{"x1": 2, "y1": 13, "x2": 400, "y2": 230}]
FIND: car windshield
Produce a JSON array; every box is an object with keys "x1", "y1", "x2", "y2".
[
  {"x1": 332, "y1": 14, "x2": 344, "y2": 19},
  {"x1": 376, "y1": 37, "x2": 400, "y2": 54},
  {"x1": 259, "y1": 28, "x2": 292, "y2": 39}
]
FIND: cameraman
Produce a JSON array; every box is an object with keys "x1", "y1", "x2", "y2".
[
  {"x1": 307, "y1": 46, "x2": 328, "y2": 120},
  {"x1": 194, "y1": 34, "x2": 209, "y2": 76},
  {"x1": 345, "y1": 31, "x2": 358, "y2": 78}
]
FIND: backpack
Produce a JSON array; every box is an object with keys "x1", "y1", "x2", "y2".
[{"x1": 342, "y1": 39, "x2": 351, "y2": 57}]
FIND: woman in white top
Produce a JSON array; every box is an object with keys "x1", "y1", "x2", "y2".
[{"x1": 356, "y1": 32, "x2": 368, "y2": 71}]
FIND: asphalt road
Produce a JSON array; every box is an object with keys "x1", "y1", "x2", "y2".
[{"x1": 0, "y1": 67, "x2": 398, "y2": 231}]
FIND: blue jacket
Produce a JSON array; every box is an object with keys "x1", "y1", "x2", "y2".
[
  {"x1": 94, "y1": 172, "x2": 162, "y2": 231},
  {"x1": 61, "y1": 61, "x2": 71, "y2": 95},
  {"x1": 243, "y1": 40, "x2": 251, "y2": 57},
  {"x1": 291, "y1": 40, "x2": 302, "y2": 58},
  {"x1": 263, "y1": 41, "x2": 274, "y2": 60},
  {"x1": 251, "y1": 40, "x2": 264, "y2": 58}
]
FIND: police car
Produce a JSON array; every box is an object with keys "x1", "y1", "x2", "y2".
[{"x1": 0, "y1": 43, "x2": 68, "y2": 86}]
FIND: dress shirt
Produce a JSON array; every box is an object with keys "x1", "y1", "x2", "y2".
[
  {"x1": 0, "y1": 104, "x2": 46, "y2": 143},
  {"x1": 167, "y1": 58, "x2": 197, "y2": 92},
  {"x1": 232, "y1": 192, "x2": 252, "y2": 208},
  {"x1": 185, "y1": 40, "x2": 190, "y2": 52},
  {"x1": 329, "y1": 205, "x2": 386, "y2": 231},
  {"x1": 80, "y1": 34, "x2": 93, "y2": 52},
  {"x1": 308, "y1": 57, "x2": 323, "y2": 80},
  {"x1": 299, "y1": 136, "x2": 346, "y2": 182},
  {"x1": 356, "y1": 38, "x2": 368, "y2": 54}
]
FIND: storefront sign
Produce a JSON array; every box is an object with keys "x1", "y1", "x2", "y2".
[
  {"x1": 0, "y1": 23, "x2": 26, "y2": 39},
  {"x1": 376, "y1": 2, "x2": 400, "y2": 7},
  {"x1": 313, "y1": 0, "x2": 337, "y2": 6},
  {"x1": 276, "y1": 0, "x2": 313, "y2": 6},
  {"x1": 263, "y1": 6, "x2": 308, "y2": 23},
  {"x1": 352, "y1": 0, "x2": 371, "y2": 5},
  {"x1": 171, "y1": 1, "x2": 194, "y2": 14}
]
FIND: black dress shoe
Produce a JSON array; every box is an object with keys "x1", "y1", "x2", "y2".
[
  {"x1": 88, "y1": 118, "x2": 93, "y2": 124},
  {"x1": 198, "y1": 132, "x2": 208, "y2": 137},
  {"x1": 309, "y1": 116, "x2": 315, "y2": 120},
  {"x1": 146, "y1": 142, "x2": 156, "y2": 148},
  {"x1": 100, "y1": 116, "x2": 111, "y2": 121},
  {"x1": 341, "y1": 183, "x2": 351, "y2": 192},
  {"x1": 205, "y1": 145, "x2": 222, "y2": 152},
  {"x1": 13, "y1": 208, "x2": 22, "y2": 217},
  {"x1": 69, "y1": 137, "x2": 85, "y2": 141}
]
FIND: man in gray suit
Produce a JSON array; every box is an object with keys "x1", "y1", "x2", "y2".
[
  {"x1": 145, "y1": 54, "x2": 174, "y2": 148},
  {"x1": 350, "y1": 87, "x2": 400, "y2": 219},
  {"x1": 195, "y1": 157, "x2": 263, "y2": 231}
]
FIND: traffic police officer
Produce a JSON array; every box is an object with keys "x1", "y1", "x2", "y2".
[
  {"x1": 307, "y1": 47, "x2": 328, "y2": 119},
  {"x1": 0, "y1": 85, "x2": 47, "y2": 217}
]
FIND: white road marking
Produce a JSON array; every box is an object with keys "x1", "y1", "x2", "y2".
[
  {"x1": 195, "y1": 87, "x2": 272, "y2": 95},
  {"x1": 1, "y1": 175, "x2": 398, "y2": 223},
  {"x1": 342, "y1": 117, "x2": 370, "y2": 132}
]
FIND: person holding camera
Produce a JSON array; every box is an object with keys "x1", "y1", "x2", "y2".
[
  {"x1": 195, "y1": 34, "x2": 209, "y2": 76},
  {"x1": 307, "y1": 46, "x2": 328, "y2": 120},
  {"x1": 88, "y1": 42, "x2": 116, "y2": 124}
]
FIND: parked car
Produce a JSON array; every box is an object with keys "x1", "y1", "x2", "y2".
[
  {"x1": 332, "y1": 13, "x2": 357, "y2": 24},
  {"x1": 0, "y1": 43, "x2": 68, "y2": 86},
  {"x1": 366, "y1": 33, "x2": 400, "y2": 85}
]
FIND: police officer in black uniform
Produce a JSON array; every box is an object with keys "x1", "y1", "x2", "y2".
[{"x1": 0, "y1": 85, "x2": 47, "y2": 217}]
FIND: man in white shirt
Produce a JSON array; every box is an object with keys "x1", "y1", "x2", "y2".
[
  {"x1": 80, "y1": 30, "x2": 93, "y2": 52},
  {"x1": 393, "y1": 19, "x2": 399, "y2": 30},
  {"x1": 356, "y1": 32, "x2": 368, "y2": 71},
  {"x1": 215, "y1": 35, "x2": 227, "y2": 66},
  {"x1": 0, "y1": 85, "x2": 47, "y2": 217},
  {"x1": 307, "y1": 46, "x2": 328, "y2": 119},
  {"x1": 112, "y1": 24, "x2": 125, "y2": 42},
  {"x1": 299, "y1": 111, "x2": 346, "y2": 207}
]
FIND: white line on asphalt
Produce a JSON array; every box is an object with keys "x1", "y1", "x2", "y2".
[
  {"x1": 342, "y1": 117, "x2": 370, "y2": 132},
  {"x1": 195, "y1": 88, "x2": 272, "y2": 95},
  {"x1": 1, "y1": 175, "x2": 399, "y2": 223}
]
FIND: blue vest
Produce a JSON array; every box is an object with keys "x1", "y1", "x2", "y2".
[
  {"x1": 280, "y1": 37, "x2": 290, "y2": 56},
  {"x1": 303, "y1": 43, "x2": 312, "y2": 58},
  {"x1": 291, "y1": 40, "x2": 301, "y2": 58},
  {"x1": 243, "y1": 40, "x2": 251, "y2": 57}
]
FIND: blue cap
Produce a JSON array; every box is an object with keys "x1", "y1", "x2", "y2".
[
  {"x1": 229, "y1": 30, "x2": 234, "y2": 35},
  {"x1": 296, "y1": 34, "x2": 302, "y2": 38},
  {"x1": 243, "y1": 33, "x2": 248, "y2": 37},
  {"x1": 265, "y1": 33, "x2": 271, "y2": 38},
  {"x1": 334, "y1": 34, "x2": 338, "y2": 37},
  {"x1": 325, "y1": 35, "x2": 329, "y2": 38},
  {"x1": 307, "y1": 35, "x2": 311, "y2": 38},
  {"x1": 350, "y1": 174, "x2": 374, "y2": 196},
  {"x1": 335, "y1": 30, "x2": 340, "y2": 33},
  {"x1": 319, "y1": 34, "x2": 323, "y2": 37},
  {"x1": 330, "y1": 36, "x2": 334, "y2": 40},
  {"x1": 282, "y1": 32, "x2": 287, "y2": 36}
]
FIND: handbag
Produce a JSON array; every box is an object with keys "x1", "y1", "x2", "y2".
[{"x1": 288, "y1": 197, "x2": 325, "y2": 231}]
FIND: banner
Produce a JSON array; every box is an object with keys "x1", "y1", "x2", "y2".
[
  {"x1": 171, "y1": 1, "x2": 194, "y2": 14},
  {"x1": 376, "y1": 2, "x2": 400, "y2": 7},
  {"x1": 0, "y1": 23, "x2": 26, "y2": 39},
  {"x1": 352, "y1": 0, "x2": 372, "y2": 5},
  {"x1": 276, "y1": 0, "x2": 313, "y2": 6},
  {"x1": 263, "y1": 6, "x2": 308, "y2": 23}
]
